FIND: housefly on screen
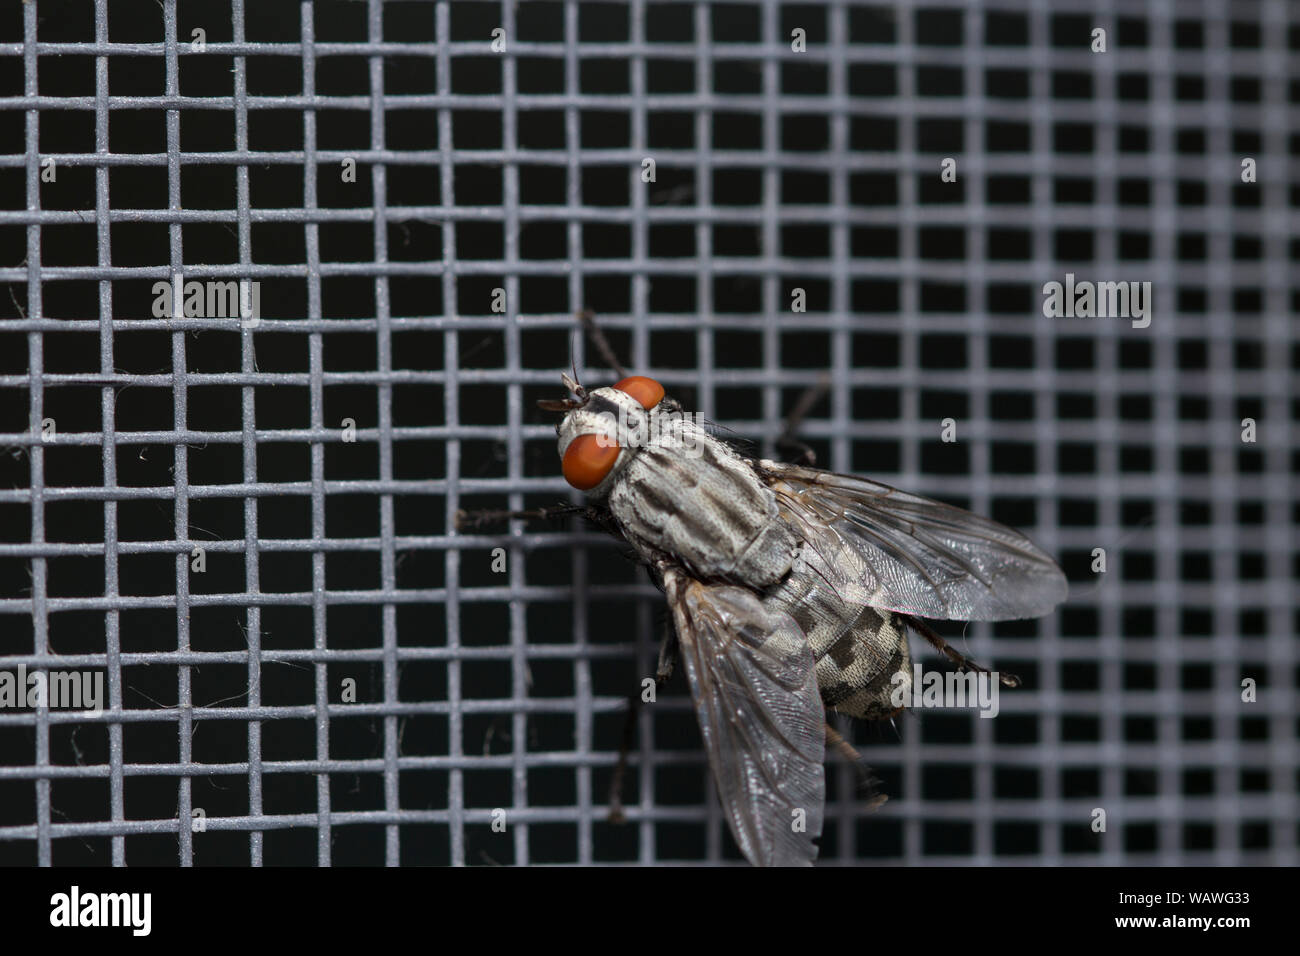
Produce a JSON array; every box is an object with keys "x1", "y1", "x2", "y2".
[{"x1": 458, "y1": 317, "x2": 1068, "y2": 867}]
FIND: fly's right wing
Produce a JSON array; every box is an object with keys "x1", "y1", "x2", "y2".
[
  {"x1": 759, "y1": 461, "x2": 1068, "y2": 622},
  {"x1": 663, "y1": 568, "x2": 826, "y2": 867}
]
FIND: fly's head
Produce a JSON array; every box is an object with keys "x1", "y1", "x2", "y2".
[{"x1": 540, "y1": 373, "x2": 676, "y2": 498}]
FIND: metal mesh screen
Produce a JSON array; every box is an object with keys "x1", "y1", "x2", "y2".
[{"x1": 0, "y1": 0, "x2": 1296, "y2": 866}]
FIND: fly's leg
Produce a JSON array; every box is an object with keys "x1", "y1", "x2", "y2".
[
  {"x1": 608, "y1": 621, "x2": 676, "y2": 823},
  {"x1": 776, "y1": 372, "x2": 831, "y2": 466},
  {"x1": 655, "y1": 622, "x2": 677, "y2": 683},
  {"x1": 825, "y1": 720, "x2": 890, "y2": 810},
  {"x1": 606, "y1": 692, "x2": 638, "y2": 825},
  {"x1": 578, "y1": 308, "x2": 629, "y2": 379},
  {"x1": 454, "y1": 503, "x2": 587, "y2": 530},
  {"x1": 454, "y1": 503, "x2": 624, "y2": 535},
  {"x1": 824, "y1": 721, "x2": 861, "y2": 764},
  {"x1": 902, "y1": 615, "x2": 1022, "y2": 688}
]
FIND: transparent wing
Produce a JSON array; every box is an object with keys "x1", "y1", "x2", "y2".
[
  {"x1": 758, "y1": 460, "x2": 1068, "y2": 622},
  {"x1": 664, "y1": 569, "x2": 825, "y2": 867}
]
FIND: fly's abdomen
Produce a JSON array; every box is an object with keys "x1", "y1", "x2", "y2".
[
  {"x1": 766, "y1": 542, "x2": 912, "y2": 719},
  {"x1": 812, "y1": 604, "x2": 910, "y2": 719}
]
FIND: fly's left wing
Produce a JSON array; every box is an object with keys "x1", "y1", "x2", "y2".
[
  {"x1": 663, "y1": 568, "x2": 826, "y2": 867},
  {"x1": 758, "y1": 460, "x2": 1068, "y2": 622}
]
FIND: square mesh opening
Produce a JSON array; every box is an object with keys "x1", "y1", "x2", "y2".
[{"x1": 0, "y1": 0, "x2": 1296, "y2": 865}]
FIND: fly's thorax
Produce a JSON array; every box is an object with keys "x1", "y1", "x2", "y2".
[
  {"x1": 553, "y1": 378, "x2": 796, "y2": 585},
  {"x1": 606, "y1": 427, "x2": 799, "y2": 587}
]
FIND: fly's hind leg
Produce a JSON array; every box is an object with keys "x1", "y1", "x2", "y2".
[
  {"x1": 606, "y1": 690, "x2": 638, "y2": 824},
  {"x1": 655, "y1": 621, "x2": 677, "y2": 683},
  {"x1": 825, "y1": 719, "x2": 890, "y2": 811},
  {"x1": 824, "y1": 720, "x2": 860, "y2": 764},
  {"x1": 902, "y1": 614, "x2": 1022, "y2": 688}
]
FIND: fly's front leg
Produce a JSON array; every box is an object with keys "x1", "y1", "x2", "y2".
[
  {"x1": 776, "y1": 372, "x2": 831, "y2": 466},
  {"x1": 578, "y1": 308, "x2": 629, "y2": 379},
  {"x1": 454, "y1": 503, "x2": 626, "y2": 536},
  {"x1": 454, "y1": 503, "x2": 590, "y2": 531}
]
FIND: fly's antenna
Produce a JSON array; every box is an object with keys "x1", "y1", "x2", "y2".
[
  {"x1": 560, "y1": 371, "x2": 584, "y2": 396},
  {"x1": 537, "y1": 369, "x2": 588, "y2": 412}
]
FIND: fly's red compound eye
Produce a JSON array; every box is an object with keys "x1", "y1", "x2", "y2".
[
  {"x1": 613, "y1": 375, "x2": 665, "y2": 410},
  {"x1": 562, "y1": 433, "x2": 621, "y2": 490}
]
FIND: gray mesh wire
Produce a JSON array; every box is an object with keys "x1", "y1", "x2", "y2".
[{"x1": 0, "y1": 0, "x2": 1295, "y2": 866}]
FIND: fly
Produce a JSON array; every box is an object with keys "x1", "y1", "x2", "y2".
[{"x1": 458, "y1": 316, "x2": 1068, "y2": 866}]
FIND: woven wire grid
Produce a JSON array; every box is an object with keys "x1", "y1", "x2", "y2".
[{"x1": 0, "y1": 0, "x2": 1296, "y2": 866}]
